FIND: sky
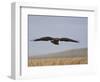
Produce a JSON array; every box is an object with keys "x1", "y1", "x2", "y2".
[{"x1": 28, "y1": 15, "x2": 88, "y2": 57}]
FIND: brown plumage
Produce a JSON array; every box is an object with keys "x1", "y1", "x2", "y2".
[{"x1": 31, "y1": 36, "x2": 79, "y2": 45}]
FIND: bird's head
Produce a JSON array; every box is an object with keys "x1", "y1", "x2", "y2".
[{"x1": 54, "y1": 38, "x2": 59, "y2": 41}]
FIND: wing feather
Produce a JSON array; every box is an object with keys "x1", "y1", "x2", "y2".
[
  {"x1": 33, "y1": 37, "x2": 53, "y2": 41},
  {"x1": 60, "y1": 38, "x2": 79, "y2": 43}
]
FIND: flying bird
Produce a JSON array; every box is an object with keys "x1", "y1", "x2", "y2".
[{"x1": 31, "y1": 37, "x2": 79, "y2": 45}]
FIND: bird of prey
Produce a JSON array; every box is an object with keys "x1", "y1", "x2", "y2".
[{"x1": 31, "y1": 36, "x2": 79, "y2": 45}]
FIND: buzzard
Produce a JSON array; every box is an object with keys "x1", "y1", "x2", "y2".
[{"x1": 31, "y1": 37, "x2": 79, "y2": 45}]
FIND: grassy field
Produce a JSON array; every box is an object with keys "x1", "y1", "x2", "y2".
[
  {"x1": 28, "y1": 48, "x2": 88, "y2": 66},
  {"x1": 28, "y1": 56, "x2": 87, "y2": 66}
]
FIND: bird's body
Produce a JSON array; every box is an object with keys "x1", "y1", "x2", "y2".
[
  {"x1": 51, "y1": 39, "x2": 59, "y2": 45},
  {"x1": 32, "y1": 36, "x2": 79, "y2": 45}
]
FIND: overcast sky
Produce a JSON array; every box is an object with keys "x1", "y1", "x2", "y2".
[{"x1": 28, "y1": 15, "x2": 88, "y2": 57}]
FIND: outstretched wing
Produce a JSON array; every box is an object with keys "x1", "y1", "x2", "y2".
[
  {"x1": 60, "y1": 38, "x2": 79, "y2": 43},
  {"x1": 33, "y1": 37, "x2": 53, "y2": 41}
]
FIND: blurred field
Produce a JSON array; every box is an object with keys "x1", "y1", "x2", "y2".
[
  {"x1": 28, "y1": 48, "x2": 88, "y2": 66},
  {"x1": 28, "y1": 56, "x2": 87, "y2": 66}
]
